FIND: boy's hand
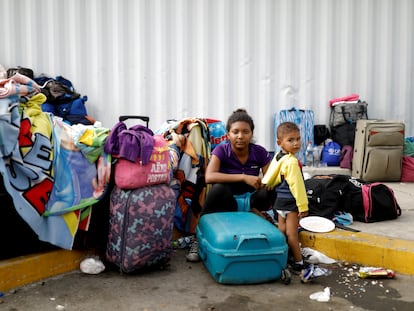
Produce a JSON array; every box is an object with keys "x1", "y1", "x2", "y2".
[
  {"x1": 262, "y1": 184, "x2": 274, "y2": 191},
  {"x1": 298, "y1": 211, "x2": 308, "y2": 218}
]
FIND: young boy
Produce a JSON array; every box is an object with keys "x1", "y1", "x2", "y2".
[{"x1": 262, "y1": 122, "x2": 309, "y2": 271}]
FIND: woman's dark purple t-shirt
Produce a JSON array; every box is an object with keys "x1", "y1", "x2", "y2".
[{"x1": 212, "y1": 142, "x2": 271, "y2": 194}]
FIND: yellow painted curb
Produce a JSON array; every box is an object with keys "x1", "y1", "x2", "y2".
[
  {"x1": 0, "y1": 249, "x2": 95, "y2": 293},
  {"x1": 300, "y1": 229, "x2": 414, "y2": 275}
]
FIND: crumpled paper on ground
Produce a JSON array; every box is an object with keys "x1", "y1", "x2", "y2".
[
  {"x1": 309, "y1": 287, "x2": 331, "y2": 302},
  {"x1": 301, "y1": 264, "x2": 332, "y2": 283}
]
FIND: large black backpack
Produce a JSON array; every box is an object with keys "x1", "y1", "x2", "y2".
[
  {"x1": 305, "y1": 174, "x2": 400, "y2": 223},
  {"x1": 304, "y1": 174, "x2": 351, "y2": 219}
]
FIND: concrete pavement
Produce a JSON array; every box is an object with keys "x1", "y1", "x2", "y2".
[
  {"x1": 1, "y1": 168, "x2": 414, "y2": 293},
  {"x1": 2, "y1": 249, "x2": 414, "y2": 311}
]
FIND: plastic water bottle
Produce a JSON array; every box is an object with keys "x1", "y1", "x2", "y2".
[
  {"x1": 306, "y1": 142, "x2": 314, "y2": 167},
  {"x1": 312, "y1": 145, "x2": 321, "y2": 167}
]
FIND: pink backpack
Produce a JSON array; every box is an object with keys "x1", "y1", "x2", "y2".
[
  {"x1": 114, "y1": 134, "x2": 171, "y2": 189},
  {"x1": 360, "y1": 183, "x2": 401, "y2": 222},
  {"x1": 401, "y1": 156, "x2": 414, "y2": 182},
  {"x1": 340, "y1": 145, "x2": 353, "y2": 169}
]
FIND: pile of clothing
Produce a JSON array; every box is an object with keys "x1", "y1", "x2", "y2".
[{"x1": 0, "y1": 70, "x2": 110, "y2": 250}]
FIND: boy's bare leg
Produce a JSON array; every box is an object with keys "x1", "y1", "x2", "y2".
[{"x1": 284, "y1": 212, "x2": 302, "y2": 263}]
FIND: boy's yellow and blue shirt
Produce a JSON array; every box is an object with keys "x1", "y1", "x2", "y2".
[{"x1": 262, "y1": 152, "x2": 309, "y2": 213}]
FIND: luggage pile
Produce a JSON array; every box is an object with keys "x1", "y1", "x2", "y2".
[
  {"x1": 104, "y1": 116, "x2": 176, "y2": 273},
  {"x1": 325, "y1": 94, "x2": 406, "y2": 182},
  {"x1": 305, "y1": 174, "x2": 402, "y2": 224},
  {"x1": 156, "y1": 118, "x2": 211, "y2": 236}
]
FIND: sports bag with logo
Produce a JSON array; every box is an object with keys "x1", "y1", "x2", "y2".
[
  {"x1": 321, "y1": 141, "x2": 341, "y2": 166},
  {"x1": 304, "y1": 174, "x2": 350, "y2": 219}
]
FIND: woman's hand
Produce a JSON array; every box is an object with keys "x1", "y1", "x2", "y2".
[{"x1": 244, "y1": 175, "x2": 262, "y2": 190}]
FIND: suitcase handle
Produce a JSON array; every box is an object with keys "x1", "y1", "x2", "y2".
[
  {"x1": 119, "y1": 115, "x2": 149, "y2": 127},
  {"x1": 236, "y1": 234, "x2": 269, "y2": 251},
  {"x1": 197, "y1": 234, "x2": 207, "y2": 261},
  {"x1": 288, "y1": 107, "x2": 305, "y2": 112}
]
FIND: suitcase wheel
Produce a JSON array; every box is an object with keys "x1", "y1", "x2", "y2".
[{"x1": 281, "y1": 268, "x2": 291, "y2": 285}]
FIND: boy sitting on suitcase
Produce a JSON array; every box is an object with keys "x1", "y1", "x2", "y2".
[{"x1": 262, "y1": 121, "x2": 309, "y2": 271}]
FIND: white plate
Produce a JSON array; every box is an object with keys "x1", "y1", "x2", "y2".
[{"x1": 300, "y1": 216, "x2": 335, "y2": 233}]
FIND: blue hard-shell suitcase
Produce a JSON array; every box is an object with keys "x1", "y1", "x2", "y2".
[
  {"x1": 274, "y1": 108, "x2": 314, "y2": 165},
  {"x1": 196, "y1": 212, "x2": 289, "y2": 284}
]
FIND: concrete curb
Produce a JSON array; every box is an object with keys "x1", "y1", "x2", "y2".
[
  {"x1": 0, "y1": 249, "x2": 95, "y2": 293},
  {"x1": 300, "y1": 229, "x2": 414, "y2": 275},
  {"x1": 1, "y1": 230, "x2": 414, "y2": 293}
]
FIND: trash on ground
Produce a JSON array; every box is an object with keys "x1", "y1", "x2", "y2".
[
  {"x1": 357, "y1": 267, "x2": 396, "y2": 279},
  {"x1": 309, "y1": 287, "x2": 330, "y2": 302},
  {"x1": 301, "y1": 247, "x2": 336, "y2": 264},
  {"x1": 172, "y1": 236, "x2": 194, "y2": 249},
  {"x1": 80, "y1": 257, "x2": 105, "y2": 274},
  {"x1": 331, "y1": 263, "x2": 396, "y2": 300},
  {"x1": 301, "y1": 264, "x2": 332, "y2": 283}
]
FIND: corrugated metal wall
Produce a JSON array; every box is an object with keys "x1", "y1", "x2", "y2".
[{"x1": 1, "y1": 0, "x2": 413, "y2": 150}]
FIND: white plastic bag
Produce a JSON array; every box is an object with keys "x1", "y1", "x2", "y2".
[{"x1": 80, "y1": 257, "x2": 105, "y2": 274}]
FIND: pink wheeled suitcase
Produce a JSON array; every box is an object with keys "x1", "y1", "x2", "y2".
[{"x1": 106, "y1": 184, "x2": 176, "y2": 273}]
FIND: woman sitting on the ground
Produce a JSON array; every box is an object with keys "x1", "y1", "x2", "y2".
[{"x1": 186, "y1": 108, "x2": 275, "y2": 262}]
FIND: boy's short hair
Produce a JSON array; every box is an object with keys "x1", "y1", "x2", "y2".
[{"x1": 277, "y1": 122, "x2": 300, "y2": 139}]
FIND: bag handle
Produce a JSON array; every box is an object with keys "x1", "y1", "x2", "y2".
[
  {"x1": 288, "y1": 107, "x2": 305, "y2": 112},
  {"x1": 339, "y1": 100, "x2": 369, "y2": 124},
  {"x1": 119, "y1": 115, "x2": 149, "y2": 127},
  {"x1": 286, "y1": 107, "x2": 305, "y2": 125}
]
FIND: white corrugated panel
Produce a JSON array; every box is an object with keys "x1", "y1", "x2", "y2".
[{"x1": 1, "y1": 0, "x2": 413, "y2": 150}]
